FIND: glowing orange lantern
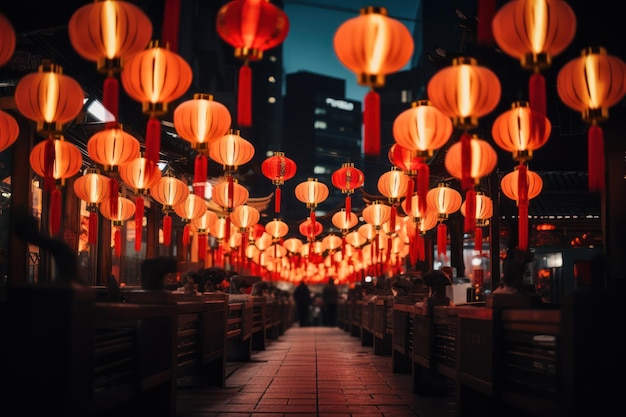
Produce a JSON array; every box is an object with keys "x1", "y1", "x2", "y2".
[
  {"x1": 216, "y1": 0, "x2": 290, "y2": 127},
  {"x1": 30, "y1": 137, "x2": 82, "y2": 236},
  {"x1": 426, "y1": 183, "x2": 462, "y2": 260},
  {"x1": 121, "y1": 40, "x2": 192, "y2": 163},
  {"x1": 211, "y1": 177, "x2": 249, "y2": 214},
  {"x1": 427, "y1": 57, "x2": 501, "y2": 191},
  {"x1": 444, "y1": 135, "x2": 497, "y2": 233},
  {"x1": 68, "y1": 0, "x2": 152, "y2": 126},
  {"x1": 150, "y1": 172, "x2": 189, "y2": 246},
  {"x1": 377, "y1": 167, "x2": 408, "y2": 233},
  {"x1": 331, "y1": 209, "x2": 359, "y2": 234},
  {"x1": 265, "y1": 218, "x2": 289, "y2": 242},
  {"x1": 492, "y1": 101, "x2": 551, "y2": 162},
  {"x1": 298, "y1": 217, "x2": 323, "y2": 241},
  {"x1": 460, "y1": 192, "x2": 493, "y2": 254},
  {"x1": 388, "y1": 142, "x2": 431, "y2": 216},
  {"x1": 500, "y1": 165, "x2": 543, "y2": 251},
  {"x1": 294, "y1": 178, "x2": 329, "y2": 239},
  {"x1": 362, "y1": 200, "x2": 392, "y2": 232},
  {"x1": 100, "y1": 195, "x2": 135, "y2": 257},
  {"x1": 174, "y1": 93, "x2": 232, "y2": 196},
  {"x1": 334, "y1": 6, "x2": 413, "y2": 156},
  {"x1": 73, "y1": 168, "x2": 109, "y2": 244},
  {"x1": 174, "y1": 193, "x2": 207, "y2": 246},
  {"x1": 331, "y1": 162, "x2": 364, "y2": 221},
  {"x1": 492, "y1": 0, "x2": 576, "y2": 115},
  {"x1": 557, "y1": 47, "x2": 626, "y2": 191},
  {"x1": 0, "y1": 109, "x2": 19, "y2": 153},
  {"x1": 192, "y1": 209, "x2": 218, "y2": 261},
  {"x1": 0, "y1": 13, "x2": 16, "y2": 66},
  {"x1": 261, "y1": 151, "x2": 297, "y2": 214}
]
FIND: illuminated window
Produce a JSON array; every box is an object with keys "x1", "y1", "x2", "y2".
[
  {"x1": 268, "y1": 96, "x2": 276, "y2": 104},
  {"x1": 314, "y1": 120, "x2": 327, "y2": 129}
]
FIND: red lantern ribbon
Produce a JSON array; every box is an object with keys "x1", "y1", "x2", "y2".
[
  {"x1": 237, "y1": 63, "x2": 252, "y2": 127},
  {"x1": 518, "y1": 163, "x2": 529, "y2": 251},
  {"x1": 477, "y1": 0, "x2": 496, "y2": 46},
  {"x1": 417, "y1": 161, "x2": 429, "y2": 216},
  {"x1": 162, "y1": 0, "x2": 181, "y2": 52},
  {"x1": 474, "y1": 227, "x2": 482, "y2": 254},
  {"x1": 464, "y1": 187, "x2": 476, "y2": 234},
  {"x1": 49, "y1": 188, "x2": 61, "y2": 236},
  {"x1": 588, "y1": 124, "x2": 605, "y2": 192},
  {"x1": 437, "y1": 222, "x2": 447, "y2": 259},
  {"x1": 88, "y1": 211, "x2": 98, "y2": 245},
  {"x1": 529, "y1": 73, "x2": 547, "y2": 116},
  {"x1": 43, "y1": 136, "x2": 55, "y2": 193},
  {"x1": 461, "y1": 132, "x2": 472, "y2": 191},
  {"x1": 103, "y1": 76, "x2": 119, "y2": 128},
  {"x1": 345, "y1": 195, "x2": 351, "y2": 221},
  {"x1": 109, "y1": 178, "x2": 119, "y2": 218},
  {"x1": 114, "y1": 228, "x2": 122, "y2": 257},
  {"x1": 145, "y1": 116, "x2": 161, "y2": 164},
  {"x1": 134, "y1": 196, "x2": 144, "y2": 252},
  {"x1": 363, "y1": 90, "x2": 380, "y2": 156},
  {"x1": 194, "y1": 154, "x2": 208, "y2": 197},
  {"x1": 417, "y1": 234, "x2": 425, "y2": 262},
  {"x1": 405, "y1": 177, "x2": 414, "y2": 212},
  {"x1": 198, "y1": 234, "x2": 207, "y2": 261},
  {"x1": 182, "y1": 223, "x2": 190, "y2": 245},
  {"x1": 163, "y1": 213, "x2": 172, "y2": 246},
  {"x1": 275, "y1": 186, "x2": 281, "y2": 214}
]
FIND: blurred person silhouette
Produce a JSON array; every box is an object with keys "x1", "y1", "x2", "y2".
[
  {"x1": 293, "y1": 279, "x2": 312, "y2": 327},
  {"x1": 322, "y1": 277, "x2": 339, "y2": 326}
]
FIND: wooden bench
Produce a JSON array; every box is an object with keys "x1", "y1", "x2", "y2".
[
  {"x1": 250, "y1": 296, "x2": 267, "y2": 351},
  {"x1": 225, "y1": 295, "x2": 253, "y2": 362},
  {"x1": 360, "y1": 299, "x2": 375, "y2": 347},
  {"x1": 5, "y1": 285, "x2": 177, "y2": 417},
  {"x1": 392, "y1": 303, "x2": 415, "y2": 373},
  {"x1": 373, "y1": 296, "x2": 393, "y2": 355}
]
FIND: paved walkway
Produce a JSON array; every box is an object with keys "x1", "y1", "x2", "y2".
[{"x1": 177, "y1": 326, "x2": 455, "y2": 417}]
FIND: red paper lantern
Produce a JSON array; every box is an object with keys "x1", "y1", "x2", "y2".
[
  {"x1": 73, "y1": 168, "x2": 109, "y2": 245},
  {"x1": 426, "y1": 184, "x2": 462, "y2": 260},
  {"x1": 331, "y1": 209, "x2": 359, "y2": 234},
  {"x1": 0, "y1": 109, "x2": 19, "y2": 153},
  {"x1": 557, "y1": 47, "x2": 626, "y2": 191},
  {"x1": 294, "y1": 178, "x2": 329, "y2": 237},
  {"x1": 211, "y1": 177, "x2": 249, "y2": 213},
  {"x1": 174, "y1": 194, "x2": 208, "y2": 246},
  {"x1": 492, "y1": 0, "x2": 576, "y2": 115},
  {"x1": 121, "y1": 40, "x2": 192, "y2": 163},
  {"x1": 216, "y1": 0, "x2": 290, "y2": 127},
  {"x1": 298, "y1": 217, "x2": 323, "y2": 241},
  {"x1": 265, "y1": 218, "x2": 289, "y2": 241},
  {"x1": 331, "y1": 162, "x2": 364, "y2": 221},
  {"x1": 151, "y1": 172, "x2": 190, "y2": 246},
  {"x1": 362, "y1": 200, "x2": 392, "y2": 231},
  {"x1": 461, "y1": 192, "x2": 493, "y2": 254},
  {"x1": 192, "y1": 209, "x2": 218, "y2": 261},
  {"x1": 492, "y1": 100, "x2": 551, "y2": 162},
  {"x1": 99, "y1": 195, "x2": 135, "y2": 257},
  {"x1": 231, "y1": 204, "x2": 260, "y2": 233},
  {"x1": 334, "y1": 6, "x2": 413, "y2": 156},
  {"x1": 68, "y1": 0, "x2": 152, "y2": 125},
  {"x1": 261, "y1": 151, "x2": 297, "y2": 214},
  {"x1": 209, "y1": 129, "x2": 255, "y2": 174},
  {"x1": 0, "y1": 13, "x2": 16, "y2": 67}
]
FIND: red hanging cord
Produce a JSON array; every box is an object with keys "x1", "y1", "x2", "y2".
[
  {"x1": 43, "y1": 136, "x2": 55, "y2": 193},
  {"x1": 49, "y1": 188, "x2": 61, "y2": 236},
  {"x1": 88, "y1": 210, "x2": 98, "y2": 244},
  {"x1": 345, "y1": 195, "x2": 351, "y2": 221},
  {"x1": 194, "y1": 154, "x2": 207, "y2": 197},
  {"x1": 134, "y1": 196, "x2": 144, "y2": 252},
  {"x1": 198, "y1": 234, "x2": 207, "y2": 261},
  {"x1": 588, "y1": 124, "x2": 605, "y2": 192},
  {"x1": 237, "y1": 63, "x2": 252, "y2": 127},
  {"x1": 109, "y1": 178, "x2": 119, "y2": 218},
  {"x1": 464, "y1": 187, "x2": 476, "y2": 234},
  {"x1": 275, "y1": 186, "x2": 281, "y2": 214},
  {"x1": 161, "y1": 0, "x2": 181, "y2": 52},
  {"x1": 461, "y1": 132, "x2": 472, "y2": 191},
  {"x1": 405, "y1": 177, "x2": 414, "y2": 212},
  {"x1": 363, "y1": 90, "x2": 380, "y2": 156},
  {"x1": 529, "y1": 73, "x2": 547, "y2": 116},
  {"x1": 474, "y1": 227, "x2": 483, "y2": 254},
  {"x1": 145, "y1": 117, "x2": 161, "y2": 164},
  {"x1": 163, "y1": 213, "x2": 172, "y2": 246},
  {"x1": 518, "y1": 163, "x2": 529, "y2": 251},
  {"x1": 437, "y1": 222, "x2": 447, "y2": 259},
  {"x1": 102, "y1": 76, "x2": 119, "y2": 128},
  {"x1": 182, "y1": 223, "x2": 190, "y2": 246},
  {"x1": 417, "y1": 160, "x2": 429, "y2": 216},
  {"x1": 477, "y1": 0, "x2": 496, "y2": 46},
  {"x1": 114, "y1": 228, "x2": 122, "y2": 257}
]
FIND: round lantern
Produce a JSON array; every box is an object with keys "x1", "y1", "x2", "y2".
[
  {"x1": 73, "y1": 168, "x2": 109, "y2": 244},
  {"x1": 334, "y1": 6, "x2": 413, "y2": 156},
  {"x1": 345, "y1": 230, "x2": 367, "y2": 248},
  {"x1": 444, "y1": 136, "x2": 498, "y2": 183},
  {"x1": 14, "y1": 62, "x2": 85, "y2": 135},
  {"x1": 255, "y1": 231, "x2": 273, "y2": 251},
  {"x1": 216, "y1": 0, "x2": 290, "y2": 127},
  {"x1": 461, "y1": 192, "x2": 493, "y2": 254},
  {"x1": 362, "y1": 200, "x2": 392, "y2": 231},
  {"x1": 492, "y1": 0, "x2": 576, "y2": 115},
  {"x1": 294, "y1": 177, "x2": 329, "y2": 233},
  {"x1": 332, "y1": 209, "x2": 359, "y2": 234},
  {"x1": 557, "y1": 47, "x2": 626, "y2": 191},
  {"x1": 392, "y1": 100, "x2": 453, "y2": 156},
  {"x1": 377, "y1": 167, "x2": 408, "y2": 205},
  {"x1": 331, "y1": 162, "x2": 364, "y2": 221},
  {"x1": 0, "y1": 109, "x2": 19, "y2": 152},
  {"x1": 68, "y1": 0, "x2": 152, "y2": 125},
  {"x1": 100, "y1": 195, "x2": 135, "y2": 257},
  {"x1": 323, "y1": 234, "x2": 343, "y2": 252},
  {"x1": 118, "y1": 155, "x2": 161, "y2": 251},
  {"x1": 151, "y1": 172, "x2": 189, "y2": 246},
  {"x1": 211, "y1": 177, "x2": 249, "y2": 213},
  {"x1": 283, "y1": 237, "x2": 303, "y2": 254},
  {"x1": 0, "y1": 13, "x2": 16, "y2": 67},
  {"x1": 121, "y1": 40, "x2": 192, "y2": 163},
  {"x1": 388, "y1": 142, "x2": 431, "y2": 216},
  {"x1": 231, "y1": 204, "x2": 260, "y2": 234},
  {"x1": 174, "y1": 193, "x2": 208, "y2": 246},
  {"x1": 261, "y1": 151, "x2": 297, "y2": 214},
  {"x1": 426, "y1": 183, "x2": 462, "y2": 260},
  {"x1": 87, "y1": 126, "x2": 141, "y2": 171},
  {"x1": 193, "y1": 209, "x2": 218, "y2": 261},
  {"x1": 209, "y1": 129, "x2": 255, "y2": 173},
  {"x1": 265, "y1": 218, "x2": 289, "y2": 242},
  {"x1": 298, "y1": 217, "x2": 323, "y2": 241},
  {"x1": 492, "y1": 101, "x2": 551, "y2": 162},
  {"x1": 500, "y1": 165, "x2": 543, "y2": 251}
]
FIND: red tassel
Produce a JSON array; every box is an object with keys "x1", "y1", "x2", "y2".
[
  {"x1": 134, "y1": 196, "x2": 144, "y2": 252},
  {"x1": 227, "y1": 175, "x2": 234, "y2": 210},
  {"x1": 194, "y1": 154, "x2": 207, "y2": 197},
  {"x1": 103, "y1": 76, "x2": 119, "y2": 127},
  {"x1": 109, "y1": 178, "x2": 119, "y2": 218},
  {"x1": 225, "y1": 219, "x2": 231, "y2": 243},
  {"x1": 198, "y1": 234, "x2": 207, "y2": 261},
  {"x1": 237, "y1": 64, "x2": 252, "y2": 127},
  {"x1": 406, "y1": 177, "x2": 414, "y2": 212},
  {"x1": 464, "y1": 187, "x2": 476, "y2": 234},
  {"x1": 88, "y1": 211, "x2": 98, "y2": 244},
  {"x1": 162, "y1": 0, "x2": 181, "y2": 52},
  {"x1": 114, "y1": 228, "x2": 121, "y2": 257},
  {"x1": 49, "y1": 188, "x2": 61, "y2": 236},
  {"x1": 529, "y1": 73, "x2": 547, "y2": 116},
  {"x1": 588, "y1": 125, "x2": 605, "y2": 192},
  {"x1": 363, "y1": 90, "x2": 381, "y2": 156},
  {"x1": 417, "y1": 161, "x2": 429, "y2": 216},
  {"x1": 390, "y1": 206, "x2": 396, "y2": 233},
  {"x1": 437, "y1": 222, "x2": 447, "y2": 258},
  {"x1": 310, "y1": 211, "x2": 316, "y2": 240},
  {"x1": 477, "y1": 0, "x2": 496, "y2": 46},
  {"x1": 44, "y1": 137, "x2": 55, "y2": 193},
  {"x1": 474, "y1": 227, "x2": 482, "y2": 254},
  {"x1": 275, "y1": 186, "x2": 281, "y2": 214},
  {"x1": 518, "y1": 163, "x2": 529, "y2": 251},
  {"x1": 409, "y1": 235, "x2": 417, "y2": 265},
  {"x1": 417, "y1": 234, "x2": 425, "y2": 262},
  {"x1": 163, "y1": 214, "x2": 172, "y2": 246},
  {"x1": 146, "y1": 117, "x2": 161, "y2": 164},
  {"x1": 183, "y1": 223, "x2": 190, "y2": 245},
  {"x1": 461, "y1": 132, "x2": 472, "y2": 191},
  {"x1": 345, "y1": 195, "x2": 351, "y2": 221}
]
